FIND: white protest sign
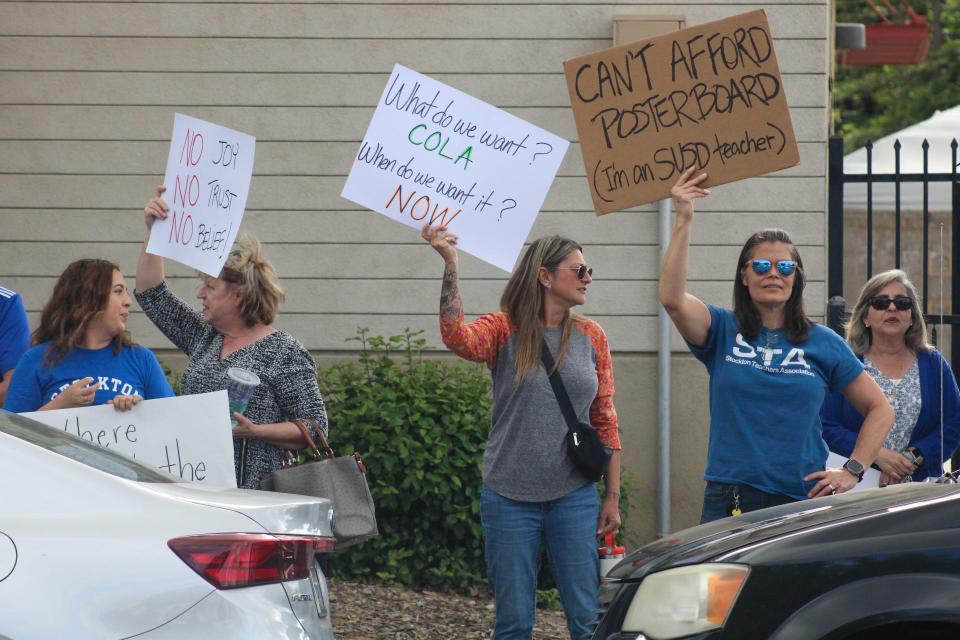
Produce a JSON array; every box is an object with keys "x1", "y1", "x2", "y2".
[
  {"x1": 147, "y1": 113, "x2": 256, "y2": 277},
  {"x1": 825, "y1": 452, "x2": 881, "y2": 492},
  {"x1": 342, "y1": 64, "x2": 569, "y2": 272},
  {"x1": 23, "y1": 391, "x2": 236, "y2": 487}
]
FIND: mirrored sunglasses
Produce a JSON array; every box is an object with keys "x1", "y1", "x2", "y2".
[
  {"x1": 869, "y1": 295, "x2": 913, "y2": 311},
  {"x1": 750, "y1": 259, "x2": 797, "y2": 277},
  {"x1": 559, "y1": 265, "x2": 593, "y2": 279}
]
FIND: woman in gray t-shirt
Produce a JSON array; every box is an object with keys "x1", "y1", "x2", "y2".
[{"x1": 423, "y1": 222, "x2": 621, "y2": 640}]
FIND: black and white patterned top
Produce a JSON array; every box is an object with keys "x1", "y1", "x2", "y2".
[
  {"x1": 135, "y1": 281, "x2": 328, "y2": 489},
  {"x1": 864, "y1": 355, "x2": 921, "y2": 452}
]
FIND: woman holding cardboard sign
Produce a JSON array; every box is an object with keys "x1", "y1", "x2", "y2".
[
  {"x1": 136, "y1": 186, "x2": 327, "y2": 489},
  {"x1": 659, "y1": 167, "x2": 892, "y2": 523},
  {"x1": 4, "y1": 259, "x2": 173, "y2": 413},
  {"x1": 423, "y1": 222, "x2": 621, "y2": 640}
]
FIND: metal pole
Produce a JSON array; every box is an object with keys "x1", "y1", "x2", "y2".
[{"x1": 658, "y1": 197, "x2": 672, "y2": 537}]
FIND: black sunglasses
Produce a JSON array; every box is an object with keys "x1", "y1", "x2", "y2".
[
  {"x1": 558, "y1": 265, "x2": 593, "y2": 279},
  {"x1": 869, "y1": 295, "x2": 913, "y2": 311}
]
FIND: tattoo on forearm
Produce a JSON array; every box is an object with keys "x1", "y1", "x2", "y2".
[{"x1": 440, "y1": 264, "x2": 463, "y2": 321}]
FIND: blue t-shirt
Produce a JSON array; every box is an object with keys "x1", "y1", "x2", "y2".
[
  {"x1": 0, "y1": 286, "x2": 30, "y2": 377},
  {"x1": 687, "y1": 306, "x2": 863, "y2": 500},
  {"x1": 3, "y1": 342, "x2": 174, "y2": 413}
]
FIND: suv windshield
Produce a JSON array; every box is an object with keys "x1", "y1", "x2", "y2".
[{"x1": 0, "y1": 410, "x2": 175, "y2": 483}]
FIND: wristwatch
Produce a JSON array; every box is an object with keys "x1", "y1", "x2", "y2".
[{"x1": 842, "y1": 458, "x2": 865, "y2": 482}]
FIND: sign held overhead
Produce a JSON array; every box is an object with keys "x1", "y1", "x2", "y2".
[{"x1": 564, "y1": 9, "x2": 800, "y2": 214}]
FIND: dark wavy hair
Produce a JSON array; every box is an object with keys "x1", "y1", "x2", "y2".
[
  {"x1": 733, "y1": 229, "x2": 812, "y2": 343},
  {"x1": 34, "y1": 259, "x2": 132, "y2": 365}
]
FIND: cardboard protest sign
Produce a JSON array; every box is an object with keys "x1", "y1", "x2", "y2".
[
  {"x1": 342, "y1": 64, "x2": 569, "y2": 272},
  {"x1": 23, "y1": 391, "x2": 236, "y2": 487},
  {"x1": 564, "y1": 9, "x2": 800, "y2": 214},
  {"x1": 147, "y1": 113, "x2": 256, "y2": 276}
]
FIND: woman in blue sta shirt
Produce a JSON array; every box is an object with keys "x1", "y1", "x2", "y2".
[
  {"x1": 4, "y1": 259, "x2": 173, "y2": 413},
  {"x1": 659, "y1": 168, "x2": 893, "y2": 523}
]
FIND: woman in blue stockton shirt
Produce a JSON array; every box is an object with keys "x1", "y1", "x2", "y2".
[
  {"x1": 658, "y1": 168, "x2": 893, "y2": 523},
  {"x1": 4, "y1": 259, "x2": 173, "y2": 413}
]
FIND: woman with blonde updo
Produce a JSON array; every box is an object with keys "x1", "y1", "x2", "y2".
[{"x1": 135, "y1": 186, "x2": 328, "y2": 489}]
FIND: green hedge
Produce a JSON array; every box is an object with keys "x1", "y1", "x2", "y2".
[{"x1": 319, "y1": 329, "x2": 492, "y2": 592}]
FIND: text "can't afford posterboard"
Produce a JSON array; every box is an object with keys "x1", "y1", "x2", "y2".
[
  {"x1": 564, "y1": 9, "x2": 800, "y2": 214},
  {"x1": 147, "y1": 113, "x2": 256, "y2": 276},
  {"x1": 342, "y1": 64, "x2": 569, "y2": 272}
]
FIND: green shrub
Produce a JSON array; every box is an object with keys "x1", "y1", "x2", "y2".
[{"x1": 319, "y1": 328, "x2": 492, "y2": 592}]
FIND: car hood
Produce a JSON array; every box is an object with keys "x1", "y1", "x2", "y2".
[
  {"x1": 138, "y1": 481, "x2": 335, "y2": 538},
  {"x1": 610, "y1": 483, "x2": 960, "y2": 581}
]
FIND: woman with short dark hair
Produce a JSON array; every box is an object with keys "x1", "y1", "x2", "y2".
[
  {"x1": 659, "y1": 168, "x2": 893, "y2": 523},
  {"x1": 4, "y1": 258, "x2": 173, "y2": 412}
]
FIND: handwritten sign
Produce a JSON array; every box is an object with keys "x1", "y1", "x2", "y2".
[
  {"x1": 147, "y1": 113, "x2": 256, "y2": 276},
  {"x1": 564, "y1": 9, "x2": 800, "y2": 214},
  {"x1": 22, "y1": 391, "x2": 236, "y2": 487},
  {"x1": 342, "y1": 64, "x2": 569, "y2": 272}
]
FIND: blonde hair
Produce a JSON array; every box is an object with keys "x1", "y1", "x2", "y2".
[
  {"x1": 500, "y1": 236, "x2": 585, "y2": 383},
  {"x1": 846, "y1": 269, "x2": 930, "y2": 355},
  {"x1": 216, "y1": 233, "x2": 285, "y2": 326}
]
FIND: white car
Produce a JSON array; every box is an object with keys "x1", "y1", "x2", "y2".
[{"x1": 0, "y1": 410, "x2": 336, "y2": 640}]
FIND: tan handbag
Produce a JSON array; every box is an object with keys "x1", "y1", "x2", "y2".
[{"x1": 263, "y1": 418, "x2": 378, "y2": 549}]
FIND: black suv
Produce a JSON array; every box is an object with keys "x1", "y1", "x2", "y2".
[{"x1": 594, "y1": 483, "x2": 960, "y2": 640}]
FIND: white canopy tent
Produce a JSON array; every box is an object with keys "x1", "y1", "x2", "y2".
[{"x1": 844, "y1": 105, "x2": 960, "y2": 212}]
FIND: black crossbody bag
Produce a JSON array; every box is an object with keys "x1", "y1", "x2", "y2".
[{"x1": 540, "y1": 338, "x2": 611, "y2": 482}]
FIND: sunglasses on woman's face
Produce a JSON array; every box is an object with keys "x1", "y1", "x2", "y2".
[
  {"x1": 749, "y1": 259, "x2": 797, "y2": 277},
  {"x1": 558, "y1": 265, "x2": 593, "y2": 280},
  {"x1": 869, "y1": 295, "x2": 913, "y2": 311}
]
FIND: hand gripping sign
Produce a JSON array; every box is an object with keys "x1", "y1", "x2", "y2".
[
  {"x1": 148, "y1": 113, "x2": 256, "y2": 277},
  {"x1": 342, "y1": 64, "x2": 569, "y2": 272},
  {"x1": 564, "y1": 9, "x2": 800, "y2": 214}
]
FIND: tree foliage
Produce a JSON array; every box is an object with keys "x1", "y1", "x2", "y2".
[{"x1": 835, "y1": 0, "x2": 960, "y2": 151}]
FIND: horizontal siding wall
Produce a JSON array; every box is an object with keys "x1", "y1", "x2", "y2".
[{"x1": 0, "y1": 0, "x2": 830, "y2": 354}]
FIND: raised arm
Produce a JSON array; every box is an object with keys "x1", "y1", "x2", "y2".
[
  {"x1": 136, "y1": 185, "x2": 168, "y2": 293},
  {"x1": 421, "y1": 223, "x2": 462, "y2": 322},
  {"x1": 658, "y1": 168, "x2": 712, "y2": 347}
]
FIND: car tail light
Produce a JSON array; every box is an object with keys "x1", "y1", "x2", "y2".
[{"x1": 168, "y1": 533, "x2": 336, "y2": 590}]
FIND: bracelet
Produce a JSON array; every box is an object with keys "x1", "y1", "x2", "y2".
[{"x1": 605, "y1": 491, "x2": 621, "y2": 499}]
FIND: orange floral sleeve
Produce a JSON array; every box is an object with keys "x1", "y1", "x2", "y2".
[
  {"x1": 578, "y1": 319, "x2": 621, "y2": 450},
  {"x1": 439, "y1": 311, "x2": 512, "y2": 370}
]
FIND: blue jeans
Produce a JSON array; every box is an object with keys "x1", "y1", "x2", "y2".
[
  {"x1": 480, "y1": 483, "x2": 599, "y2": 640},
  {"x1": 700, "y1": 481, "x2": 799, "y2": 524}
]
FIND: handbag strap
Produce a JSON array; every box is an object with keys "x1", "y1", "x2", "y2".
[
  {"x1": 539, "y1": 338, "x2": 581, "y2": 434},
  {"x1": 292, "y1": 418, "x2": 335, "y2": 460}
]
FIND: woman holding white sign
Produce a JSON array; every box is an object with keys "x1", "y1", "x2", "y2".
[
  {"x1": 659, "y1": 167, "x2": 892, "y2": 523},
  {"x1": 136, "y1": 186, "x2": 327, "y2": 489},
  {"x1": 423, "y1": 223, "x2": 621, "y2": 640},
  {"x1": 4, "y1": 259, "x2": 174, "y2": 413}
]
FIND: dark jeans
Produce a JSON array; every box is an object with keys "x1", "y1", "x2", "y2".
[{"x1": 700, "y1": 481, "x2": 799, "y2": 524}]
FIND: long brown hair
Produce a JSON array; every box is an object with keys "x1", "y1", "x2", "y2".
[
  {"x1": 500, "y1": 236, "x2": 585, "y2": 383},
  {"x1": 733, "y1": 229, "x2": 812, "y2": 343},
  {"x1": 34, "y1": 259, "x2": 131, "y2": 365}
]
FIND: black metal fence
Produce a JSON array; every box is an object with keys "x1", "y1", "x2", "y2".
[{"x1": 827, "y1": 135, "x2": 960, "y2": 368}]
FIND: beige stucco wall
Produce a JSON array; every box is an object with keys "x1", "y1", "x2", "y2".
[{"x1": 0, "y1": 0, "x2": 830, "y2": 544}]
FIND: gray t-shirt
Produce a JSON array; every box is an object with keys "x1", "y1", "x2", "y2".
[{"x1": 441, "y1": 312, "x2": 620, "y2": 502}]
